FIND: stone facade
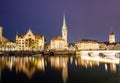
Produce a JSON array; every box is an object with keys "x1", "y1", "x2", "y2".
[
  {"x1": 5, "y1": 41, "x2": 16, "y2": 51},
  {"x1": 76, "y1": 39, "x2": 99, "y2": 50},
  {"x1": 0, "y1": 26, "x2": 11, "y2": 51},
  {"x1": 16, "y1": 29, "x2": 44, "y2": 51},
  {"x1": 99, "y1": 42, "x2": 107, "y2": 50},
  {"x1": 50, "y1": 36, "x2": 65, "y2": 50}
]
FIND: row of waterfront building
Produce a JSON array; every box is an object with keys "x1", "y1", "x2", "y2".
[{"x1": 0, "y1": 15, "x2": 118, "y2": 51}]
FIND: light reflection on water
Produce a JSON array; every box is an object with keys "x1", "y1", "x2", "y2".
[
  {"x1": 76, "y1": 56, "x2": 117, "y2": 73},
  {"x1": 0, "y1": 55, "x2": 120, "y2": 83}
]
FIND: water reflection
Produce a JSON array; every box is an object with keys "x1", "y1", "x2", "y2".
[
  {"x1": 76, "y1": 56, "x2": 118, "y2": 73},
  {"x1": 0, "y1": 55, "x2": 119, "y2": 83},
  {"x1": 49, "y1": 56, "x2": 68, "y2": 83},
  {"x1": 0, "y1": 56, "x2": 69, "y2": 83},
  {"x1": 110, "y1": 63, "x2": 117, "y2": 73},
  {"x1": 76, "y1": 57, "x2": 100, "y2": 68},
  {"x1": 0, "y1": 56, "x2": 46, "y2": 78}
]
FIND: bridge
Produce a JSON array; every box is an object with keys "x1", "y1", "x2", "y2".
[
  {"x1": 76, "y1": 50, "x2": 120, "y2": 64},
  {"x1": 76, "y1": 50, "x2": 120, "y2": 55}
]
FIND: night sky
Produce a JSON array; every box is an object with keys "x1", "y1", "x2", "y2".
[{"x1": 0, "y1": 0, "x2": 120, "y2": 43}]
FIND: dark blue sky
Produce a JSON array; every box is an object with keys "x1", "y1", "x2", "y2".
[{"x1": 0, "y1": 0, "x2": 120, "y2": 43}]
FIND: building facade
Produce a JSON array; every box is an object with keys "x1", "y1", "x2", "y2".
[
  {"x1": 99, "y1": 42, "x2": 107, "y2": 50},
  {"x1": 16, "y1": 29, "x2": 44, "y2": 51},
  {"x1": 5, "y1": 41, "x2": 16, "y2": 51},
  {"x1": 50, "y1": 36, "x2": 65, "y2": 50},
  {"x1": 0, "y1": 26, "x2": 12, "y2": 51},
  {"x1": 76, "y1": 39, "x2": 99, "y2": 50}
]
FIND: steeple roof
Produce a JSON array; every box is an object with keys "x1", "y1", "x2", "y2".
[
  {"x1": 62, "y1": 13, "x2": 67, "y2": 29},
  {"x1": 110, "y1": 32, "x2": 114, "y2": 35},
  {"x1": 28, "y1": 28, "x2": 32, "y2": 32},
  {"x1": 27, "y1": 28, "x2": 34, "y2": 34},
  {"x1": 110, "y1": 26, "x2": 114, "y2": 35},
  {"x1": 51, "y1": 36, "x2": 64, "y2": 41}
]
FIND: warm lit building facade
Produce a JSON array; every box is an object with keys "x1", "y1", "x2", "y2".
[
  {"x1": 0, "y1": 26, "x2": 9, "y2": 45},
  {"x1": 99, "y1": 42, "x2": 107, "y2": 50},
  {"x1": 76, "y1": 39, "x2": 99, "y2": 50},
  {"x1": 50, "y1": 36, "x2": 65, "y2": 50},
  {"x1": 16, "y1": 29, "x2": 44, "y2": 51},
  {"x1": 50, "y1": 14, "x2": 68, "y2": 50},
  {"x1": 0, "y1": 26, "x2": 12, "y2": 51},
  {"x1": 4, "y1": 41, "x2": 16, "y2": 51}
]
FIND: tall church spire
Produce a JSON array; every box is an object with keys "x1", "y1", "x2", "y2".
[
  {"x1": 62, "y1": 13, "x2": 67, "y2": 29},
  {"x1": 62, "y1": 12, "x2": 68, "y2": 49}
]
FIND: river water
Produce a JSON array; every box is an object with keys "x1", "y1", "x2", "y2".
[{"x1": 0, "y1": 55, "x2": 120, "y2": 83}]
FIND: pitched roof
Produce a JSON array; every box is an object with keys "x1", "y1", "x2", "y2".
[
  {"x1": 19, "y1": 34, "x2": 26, "y2": 38},
  {"x1": 110, "y1": 32, "x2": 114, "y2": 35},
  {"x1": 51, "y1": 36, "x2": 64, "y2": 41},
  {"x1": 76, "y1": 39, "x2": 98, "y2": 43},
  {"x1": 35, "y1": 34, "x2": 43, "y2": 39}
]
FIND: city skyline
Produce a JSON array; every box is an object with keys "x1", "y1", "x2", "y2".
[{"x1": 1, "y1": 0, "x2": 120, "y2": 43}]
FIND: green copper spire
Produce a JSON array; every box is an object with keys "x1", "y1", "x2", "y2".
[{"x1": 62, "y1": 13, "x2": 67, "y2": 29}]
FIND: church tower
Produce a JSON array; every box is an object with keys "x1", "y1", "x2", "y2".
[
  {"x1": 109, "y1": 27, "x2": 115, "y2": 43},
  {"x1": 0, "y1": 26, "x2": 3, "y2": 45},
  {"x1": 62, "y1": 13, "x2": 68, "y2": 48}
]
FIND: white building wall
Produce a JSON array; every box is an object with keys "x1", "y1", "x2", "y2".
[
  {"x1": 50, "y1": 40, "x2": 65, "y2": 50},
  {"x1": 76, "y1": 42, "x2": 99, "y2": 50},
  {"x1": 16, "y1": 29, "x2": 45, "y2": 51}
]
